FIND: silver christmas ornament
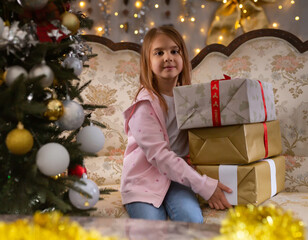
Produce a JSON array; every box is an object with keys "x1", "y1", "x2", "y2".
[
  {"x1": 69, "y1": 178, "x2": 99, "y2": 210},
  {"x1": 17, "y1": 0, "x2": 48, "y2": 10},
  {"x1": 29, "y1": 63, "x2": 54, "y2": 88},
  {"x1": 36, "y1": 142, "x2": 70, "y2": 176},
  {"x1": 63, "y1": 56, "x2": 83, "y2": 76},
  {"x1": 76, "y1": 125, "x2": 105, "y2": 153},
  {"x1": 56, "y1": 100, "x2": 85, "y2": 130},
  {"x1": 4, "y1": 65, "x2": 28, "y2": 86}
]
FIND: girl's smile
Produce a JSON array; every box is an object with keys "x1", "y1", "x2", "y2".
[{"x1": 149, "y1": 33, "x2": 183, "y2": 96}]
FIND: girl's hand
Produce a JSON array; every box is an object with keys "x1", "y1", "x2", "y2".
[{"x1": 208, "y1": 182, "x2": 233, "y2": 210}]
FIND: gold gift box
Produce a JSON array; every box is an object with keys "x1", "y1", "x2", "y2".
[
  {"x1": 189, "y1": 120, "x2": 282, "y2": 165},
  {"x1": 196, "y1": 155, "x2": 285, "y2": 206}
]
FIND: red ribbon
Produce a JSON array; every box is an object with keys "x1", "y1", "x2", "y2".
[
  {"x1": 211, "y1": 75, "x2": 231, "y2": 126},
  {"x1": 211, "y1": 77, "x2": 269, "y2": 158},
  {"x1": 258, "y1": 80, "x2": 269, "y2": 158}
]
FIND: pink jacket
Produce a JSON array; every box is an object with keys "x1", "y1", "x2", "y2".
[{"x1": 120, "y1": 88, "x2": 218, "y2": 208}]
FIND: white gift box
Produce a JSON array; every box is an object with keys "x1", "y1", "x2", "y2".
[{"x1": 173, "y1": 78, "x2": 276, "y2": 129}]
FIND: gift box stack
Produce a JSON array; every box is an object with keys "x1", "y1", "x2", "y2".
[{"x1": 173, "y1": 76, "x2": 285, "y2": 206}]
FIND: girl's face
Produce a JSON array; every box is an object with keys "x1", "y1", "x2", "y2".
[{"x1": 149, "y1": 33, "x2": 183, "y2": 87}]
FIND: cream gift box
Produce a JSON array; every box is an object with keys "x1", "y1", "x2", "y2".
[
  {"x1": 196, "y1": 155, "x2": 285, "y2": 206},
  {"x1": 189, "y1": 120, "x2": 282, "y2": 165},
  {"x1": 173, "y1": 78, "x2": 276, "y2": 129}
]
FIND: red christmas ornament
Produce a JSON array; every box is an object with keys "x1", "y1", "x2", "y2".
[{"x1": 68, "y1": 165, "x2": 87, "y2": 178}]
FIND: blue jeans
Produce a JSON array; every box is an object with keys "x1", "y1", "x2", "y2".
[{"x1": 125, "y1": 181, "x2": 203, "y2": 223}]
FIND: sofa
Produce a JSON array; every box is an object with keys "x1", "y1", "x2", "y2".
[{"x1": 79, "y1": 29, "x2": 308, "y2": 226}]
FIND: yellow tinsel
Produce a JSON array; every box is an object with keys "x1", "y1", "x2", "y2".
[
  {"x1": 0, "y1": 211, "x2": 120, "y2": 240},
  {"x1": 213, "y1": 204, "x2": 305, "y2": 240}
]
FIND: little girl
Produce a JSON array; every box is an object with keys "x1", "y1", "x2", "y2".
[{"x1": 120, "y1": 26, "x2": 232, "y2": 223}]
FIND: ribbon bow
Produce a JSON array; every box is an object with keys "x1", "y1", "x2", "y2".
[{"x1": 207, "y1": 0, "x2": 276, "y2": 46}]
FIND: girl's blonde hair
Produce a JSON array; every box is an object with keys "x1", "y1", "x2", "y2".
[{"x1": 135, "y1": 26, "x2": 192, "y2": 112}]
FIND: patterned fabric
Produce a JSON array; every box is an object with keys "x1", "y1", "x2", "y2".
[
  {"x1": 80, "y1": 44, "x2": 140, "y2": 186},
  {"x1": 79, "y1": 37, "x2": 308, "y2": 223}
]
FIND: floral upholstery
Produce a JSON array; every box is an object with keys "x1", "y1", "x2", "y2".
[
  {"x1": 80, "y1": 44, "x2": 140, "y2": 188},
  {"x1": 79, "y1": 32, "x2": 308, "y2": 225}
]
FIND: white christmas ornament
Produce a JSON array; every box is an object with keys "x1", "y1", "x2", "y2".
[
  {"x1": 76, "y1": 126, "x2": 105, "y2": 153},
  {"x1": 0, "y1": 17, "x2": 4, "y2": 36},
  {"x1": 29, "y1": 64, "x2": 54, "y2": 88},
  {"x1": 56, "y1": 100, "x2": 85, "y2": 130},
  {"x1": 36, "y1": 142, "x2": 70, "y2": 176},
  {"x1": 17, "y1": 0, "x2": 48, "y2": 10},
  {"x1": 63, "y1": 56, "x2": 83, "y2": 76},
  {"x1": 5, "y1": 66, "x2": 28, "y2": 86},
  {"x1": 69, "y1": 178, "x2": 100, "y2": 209}
]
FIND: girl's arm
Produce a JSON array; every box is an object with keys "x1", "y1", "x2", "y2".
[{"x1": 128, "y1": 101, "x2": 219, "y2": 201}]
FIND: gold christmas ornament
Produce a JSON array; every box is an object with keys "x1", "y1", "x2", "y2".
[
  {"x1": 61, "y1": 12, "x2": 80, "y2": 34},
  {"x1": 44, "y1": 99, "x2": 64, "y2": 121},
  {"x1": 5, "y1": 122, "x2": 34, "y2": 155},
  {"x1": 207, "y1": 0, "x2": 276, "y2": 46}
]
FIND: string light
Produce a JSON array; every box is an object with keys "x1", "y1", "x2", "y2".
[
  {"x1": 74, "y1": 0, "x2": 301, "y2": 56},
  {"x1": 195, "y1": 48, "x2": 201, "y2": 54},
  {"x1": 235, "y1": 22, "x2": 241, "y2": 29},
  {"x1": 135, "y1": 1, "x2": 142, "y2": 8},
  {"x1": 272, "y1": 22, "x2": 278, "y2": 28}
]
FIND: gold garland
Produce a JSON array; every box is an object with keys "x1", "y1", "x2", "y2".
[
  {"x1": 213, "y1": 204, "x2": 305, "y2": 240},
  {"x1": 0, "y1": 211, "x2": 121, "y2": 240},
  {"x1": 207, "y1": 0, "x2": 276, "y2": 46},
  {"x1": 0, "y1": 206, "x2": 304, "y2": 239}
]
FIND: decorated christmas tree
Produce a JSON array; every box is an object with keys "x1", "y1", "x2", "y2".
[{"x1": 0, "y1": 0, "x2": 109, "y2": 214}]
